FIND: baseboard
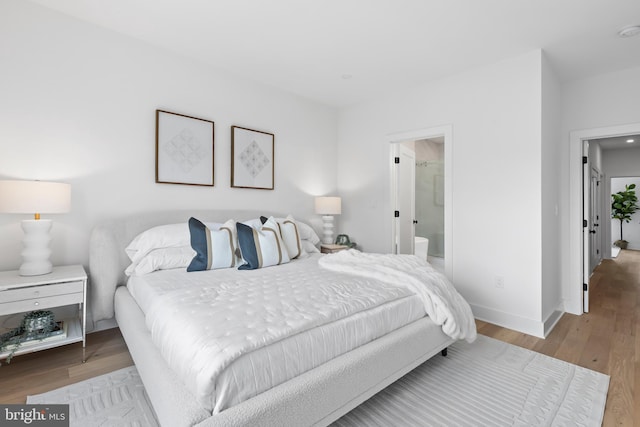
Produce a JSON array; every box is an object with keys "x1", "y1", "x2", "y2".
[
  {"x1": 91, "y1": 318, "x2": 117, "y2": 333},
  {"x1": 471, "y1": 303, "x2": 545, "y2": 338},
  {"x1": 543, "y1": 309, "x2": 564, "y2": 338}
]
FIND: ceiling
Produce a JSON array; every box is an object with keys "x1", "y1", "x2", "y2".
[
  {"x1": 596, "y1": 134, "x2": 640, "y2": 150},
  {"x1": 29, "y1": 0, "x2": 640, "y2": 107}
]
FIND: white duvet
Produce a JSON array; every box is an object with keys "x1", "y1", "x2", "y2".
[
  {"x1": 141, "y1": 252, "x2": 476, "y2": 413},
  {"x1": 319, "y1": 250, "x2": 477, "y2": 342},
  {"x1": 142, "y1": 255, "x2": 425, "y2": 412}
]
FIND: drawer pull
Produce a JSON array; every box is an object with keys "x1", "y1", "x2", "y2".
[{"x1": 34, "y1": 301, "x2": 39, "y2": 306}]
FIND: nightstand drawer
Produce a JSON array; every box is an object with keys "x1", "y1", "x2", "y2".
[
  {"x1": 0, "y1": 291, "x2": 83, "y2": 315},
  {"x1": 0, "y1": 281, "x2": 83, "y2": 304}
]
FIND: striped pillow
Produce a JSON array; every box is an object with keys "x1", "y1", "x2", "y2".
[
  {"x1": 237, "y1": 217, "x2": 290, "y2": 270},
  {"x1": 260, "y1": 215, "x2": 306, "y2": 259},
  {"x1": 187, "y1": 218, "x2": 237, "y2": 271}
]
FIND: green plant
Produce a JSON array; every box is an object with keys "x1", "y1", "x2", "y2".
[
  {"x1": 611, "y1": 183, "x2": 639, "y2": 243},
  {"x1": 0, "y1": 310, "x2": 56, "y2": 365}
]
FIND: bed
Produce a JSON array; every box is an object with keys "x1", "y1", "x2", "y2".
[{"x1": 89, "y1": 210, "x2": 475, "y2": 427}]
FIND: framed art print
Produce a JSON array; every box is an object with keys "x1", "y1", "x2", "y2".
[
  {"x1": 231, "y1": 126, "x2": 274, "y2": 190},
  {"x1": 156, "y1": 110, "x2": 215, "y2": 186}
]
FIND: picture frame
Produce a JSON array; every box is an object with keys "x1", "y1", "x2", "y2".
[
  {"x1": 231, "y1": 126, "x2": 274, "y2": 190},
  {"x1": 156, "y1": 110, "x2": 215, "y2": 186}
]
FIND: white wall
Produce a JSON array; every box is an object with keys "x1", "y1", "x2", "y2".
[
  {"x1": 560, "y1": 66, "x2": 640, "y2": 312},
  {"x1": 0, "y1": 0, "x2": 338, "y2": 272},
  {"x1": 338, "y1": 50, "x2": 547, "y2": 336},
  {"x1": 541, "y1": 54, "x2": 563, "y2": 331}
]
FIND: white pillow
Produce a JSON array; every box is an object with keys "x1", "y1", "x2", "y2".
[
  {"x1": 125, "y1": 222, "x2": 223, "y2": 263},
  {"x1": 125, "y1": 246, "x2": 195, "y2": 276},
  {"x1": 296, "y1": 220, "x2": 321, "y2": 246},
  {"x1": 302, "y1": 240, "x2": 320, "y2": 253}
]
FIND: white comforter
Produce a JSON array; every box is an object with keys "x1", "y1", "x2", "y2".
[
  {"x1": 144, "y1": 252, "x2": 475, "y2": 412},
  {"x1": 319, "y1": 250, "x2": 477, "y2": 342},
  {"x1": 144, "y1": 255, "x2": 423, "y2": 411}
]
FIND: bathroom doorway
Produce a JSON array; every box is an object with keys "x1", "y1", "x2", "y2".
[
  {"x1": 389, "y1": 125, "x2": 452, "y2": 279},
  {"x1": 415, "y1": 137, "x2": 445, "y2": 263}
]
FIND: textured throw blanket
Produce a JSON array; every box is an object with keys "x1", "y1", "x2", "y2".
[{"x1": 319, "y1": 250, "x2": 477, "y2": 342}]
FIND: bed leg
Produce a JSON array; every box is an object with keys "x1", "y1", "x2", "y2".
[{"x1": 441, "y1": 348, "x2": 448, "y2": 357}]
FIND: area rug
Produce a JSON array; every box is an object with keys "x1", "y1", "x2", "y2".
[
  {"x1": 331, "y1": 335, "x2": 609, "y2": 426},
  {"x1": 27, "y1": 367, "x2": 159, "y2": 427},
  {"x1": 27, "y1": 335, "x2": 609, "y2": 427}
]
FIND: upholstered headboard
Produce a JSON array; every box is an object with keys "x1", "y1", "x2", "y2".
[{"x1": 89, "y1": 210, "x2": 285, "y2": 323}]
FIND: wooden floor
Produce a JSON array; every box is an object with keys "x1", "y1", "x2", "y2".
[
  {"x1": 479, "y1": 248, "x2": 640, "y2": 426},
  {"x1": 0, "y1": 327, "x2": 133, "y2": 404},
  {"x1": 1, "y1": 250, "x2": 639, "y2": 425}
]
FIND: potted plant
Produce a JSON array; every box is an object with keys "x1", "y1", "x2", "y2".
[
  {"x1": 0, "y1": 310, "x2": 56, "y2": 364},
  {"x1": 611, "y1": 183, "x2": 639, "y2": 249}
]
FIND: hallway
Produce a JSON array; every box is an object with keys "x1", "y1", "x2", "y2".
[{"x1": 478, "y1": 249, "x2": 640, "y2": 426}]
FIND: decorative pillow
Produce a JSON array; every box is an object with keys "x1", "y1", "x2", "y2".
[
  {"x1": 260, "y1": 215, "x2": 307, "y2": 259},
  {"x1": 125, "y1": 246, "x2": 196, "y2": 276},
  {"x1": 126, "y1": 222, "x2": 223, "y2": 263},
  {"x1": 240, "y1": 218, "x2": 264, "y2": 229},
  {"x1": 187, "y1": 218, "x2": 237, "y2": 272},
  {"x1": 237, "y1": 217, "x2": 290, "y2": 270}
]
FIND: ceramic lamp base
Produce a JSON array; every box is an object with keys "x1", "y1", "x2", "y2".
[
  {"x1": 19, "y1": 219, "x2": 53, "y2": 276},
  {"x1": 321, "y1": 215, "x2": 335, "y2": 244}
]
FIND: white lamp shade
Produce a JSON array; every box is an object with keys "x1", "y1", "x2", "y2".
[
  {"x1": 0, "y1": 180, "x2": 71, "y2": 215},
  {"x1": 315, "y1": 196, "x2": 342, "y2": 215}
]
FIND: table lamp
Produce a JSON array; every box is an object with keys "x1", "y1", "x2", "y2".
[
  {"x1": 0, "y1": 180, "x2": 71, "y2": 276},
  {"x1": 315, "y1": 196, "x2": 342, "y2": 244}
]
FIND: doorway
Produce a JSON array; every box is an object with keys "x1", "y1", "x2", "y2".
[
  {"x1": 569, "y1": 123, "x2": 640, "y2": 315},
  {"x1": 388, "y1": 125, "x2": 453, "y2": 279}
]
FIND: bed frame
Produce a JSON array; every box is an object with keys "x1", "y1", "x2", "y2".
[{"x1": 89, "y1": 210, "x2": 453, "y2": 427}]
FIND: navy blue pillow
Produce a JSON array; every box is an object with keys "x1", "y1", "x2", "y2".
[
  {"x1": 187, "y1": 217, "x2": 236, "y2": 272},
  {"x1": 237, "y1": 222, "x2": 260, "y2": 270},
  {"x1": 236, "y1": 218, "x2": 290, "y2": 270},
  {"x1": 187, "y1": 217, "x2": 208, "y2": 272}
]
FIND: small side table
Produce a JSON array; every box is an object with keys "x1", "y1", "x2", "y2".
[
  {"x1": 321, "y1": 244, "x2": 349, "y2": 254},
  {"x1": 0, "y1": 265, "x2": 87, "y2": 362}
]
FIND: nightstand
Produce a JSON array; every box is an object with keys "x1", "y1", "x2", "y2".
[
  {"x1": 321, "y1": 244, "x2": 349, "y2": 254},
  {"x1": 0, "y1": 265, "x2": 87, "y2": 362}
]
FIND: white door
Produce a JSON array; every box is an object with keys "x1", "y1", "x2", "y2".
[
  {"x1": 395, "y1": 144, "x2": 416, "y2": 254},
  {"x1": 582, "y1": 141, "x2": 590, "y2": 313},
  {"x1": 589, "y1": 167, "x2": 602, "y2": 273}
]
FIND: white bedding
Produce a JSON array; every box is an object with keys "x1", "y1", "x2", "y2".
[
  {"x1": 319, "y1": 250, "x2": 477, "y2": 342},
  {"x1": 127, "y1": 254, "x2": 427, "y2": 412}
]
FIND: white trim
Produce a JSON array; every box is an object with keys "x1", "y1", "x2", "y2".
[
  {"x1": 568, "y1": 122, "x2": 640, "y2": 315},
  {"x1": 387, "y1": 125, "x2": 453, "y2": 280},
  {"x1": 471, "y1": 303, "x2": 544, "y2": 338},
  {"x1": 543, "y1": 309, "x2": 564, "y2": 338}
]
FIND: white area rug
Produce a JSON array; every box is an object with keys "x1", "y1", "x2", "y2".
[
  {"x1": 27, "y1": 367, "x2": 159, "y2": 427},
  {"x1": 28, "y1": 335, "x2": 608, "y2": 427}
]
